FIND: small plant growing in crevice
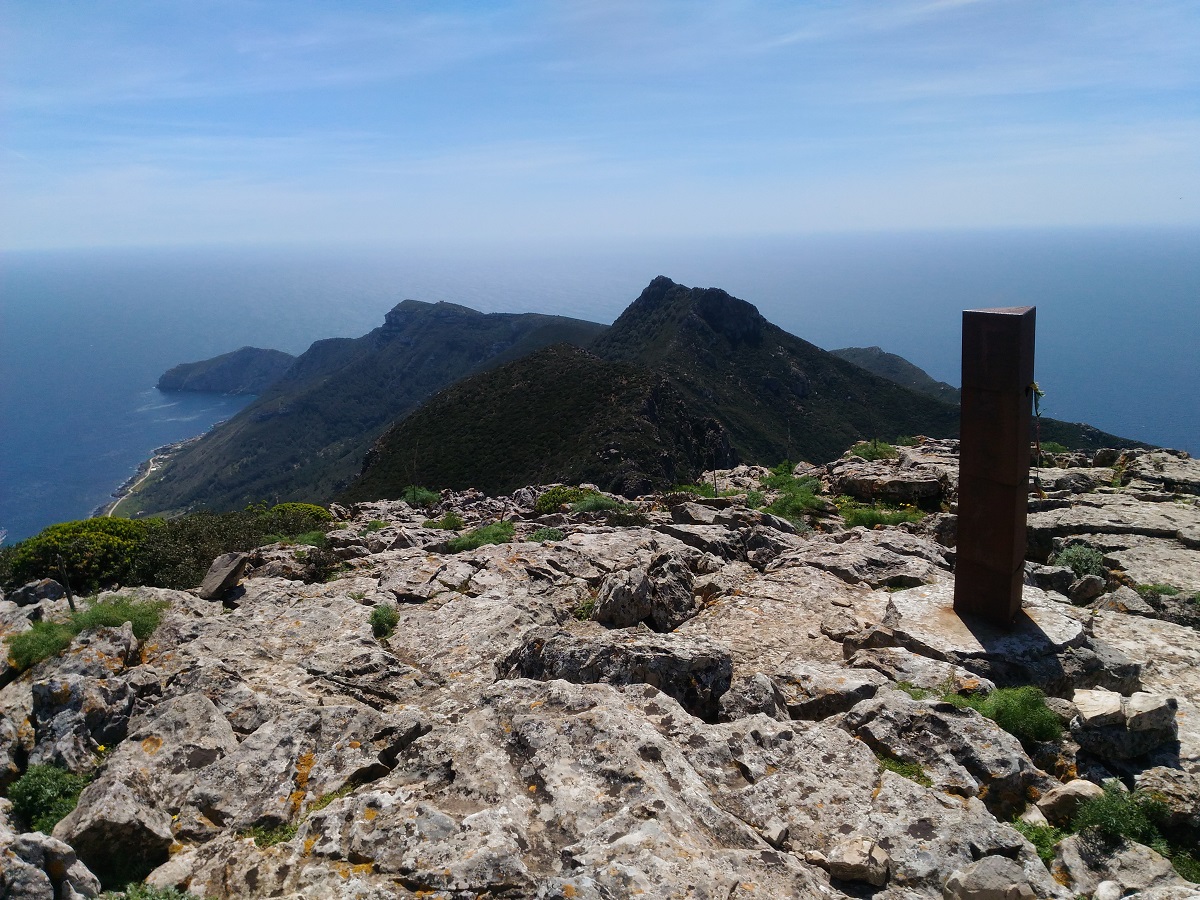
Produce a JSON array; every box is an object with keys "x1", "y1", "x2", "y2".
[
  {"x1": 401, "y1": 485, "x2": 440, "y2": 508},
  {"x1": 6, "y1": 764, "x2": 92, "y2": 833},
  {"x1": 574, "y1": 591, "x2": 597, "y2": 621},
  {"x1": 423, "y1": 512, "x2": 464, "y2": 530},
  {"x1": 835, "y1": 496, "x2": 924, "y2": 529},
  {"x1": 534, "y1": 486, "x2": 597, "y2": 514},
  {"x1": 362, "y1": 519, "x2": 387, "y2": 532},
  {"x1": 571, "y1": 495, "x2": 622, "y2": 514},
  {"x1": 941, "y1": 685, "x2": 1062, "y2": 744},
  {"x1": 850, "y1": 440, "x2": 898, "y2": 461},
  {"x1": 243, "y1": 821, "x2": 299, "y2": 848},
  {"x1": 1135, "y1": 583, "x2": 1180, "y2": 599},
  {"x1": 874, "y1": 752, "x2": 931, "y2": 787},
  {"x1": 5, "y1": 595, "x2": 167, "y2": 673},
  {"x1": 369, "y1": 604, "x2": 399, "y2": 639},
  {"x1": 99, "y1": 885, "x2": 202, "y2": 900},
  {"x1": 446, "y1": 521, "x2": 515, "y2": 554},
  {"x1": 1050, "y1": 544, "x2": 1105, "y2": 579},
  {"x1": 531, "y1": 527, "x2": 565, "y2": 543},
  {"x1": 1012, "y1": 820, "x2": 1066, "y2": 865}
]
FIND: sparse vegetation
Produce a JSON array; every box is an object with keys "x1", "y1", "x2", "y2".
[
  {"x1": 1050, "y1": 544, "x2": 1105, "y2": 579},
  {"x1": 1040, "y1": 441, "x2": 1069, "y2": 455},
  {"x1": 874, "y1": 752, "x2": 931, "y2": 787},
  {"x1": 531, "y1": 527, "x2": 565, "y2": 543},
  {"x1": 744, "y1": 490, "x2": 764, "y2": 509},
  {"x1": 369, "y1": 604, "x2": 399, "y2": 639},
  {"x1": 760, "y1": 464, "x2": 824, "y2": 524},
  {"x1": 535, "y1": 486, "x2": 597, "y2": 514},
  {"x1": 5, "y1": 764, "x2": 92, "y2": 833},
  {"x1": 942, "y1": 685, "x2": 1062, "y2": 744},
  {"x1": 5, "y1": 595, "x2": 167, "y2": 672},
  {"x1": 401, "y1": 485, "x2": 440, "y2": 508},
  {"x1": 835, "y1": 496, "x2": 924, "y2": 528},
  {"x1": 850, "y1": 440, "x2": 898, "y2": 461},
  {"x1": 362, "y1": 519, "x2": 388, "y2": 532},
  {"x1": 99, "y1": 885, "x2": 201, "y2": 900},
  {"x1": 243, "y1": 822, "x2": 299, "y2": 848},
  {"x1": 446, "y1": 521, "x2": 515, "y2": 554},
  {"x1": 423, "y1": 512, "x2": 465, "y2": 530},
  {"x1": 1012, "y1": 821, "x2": 1066, "y2": 865},
  {"x1": 571, "y1": 494, "x2": 622, "y2": 513},
  {"x1": 894, "y1": 435, "x2": 921, "y2": 447},
  {"x1": 895, "y1": 681, "x2": 933, "y2": 701},
  {"x1": 1135, "y1": 583, "x2": 1180, "y2": 598},
  {"x1": 574, "y1": 591, "x2": 597, "y2": 621}
]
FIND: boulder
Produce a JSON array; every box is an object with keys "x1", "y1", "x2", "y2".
[
  {"x1": 500, "y1": 627, "x2": 733, "y2": 722},
  {"x1": 770, "y1": 661, "x2": 886, "y2": 720},
  {"x1": 1035, "y1": 779, "x2": 1105, "y2": 826},
  {"x1": 943, "y1": 855, "x2": 1037, "y2": 900},
  {"x1": 1094, "y1": 586, "x2": 1158, "y2": 618},
  {"x1": 826, "y1": 836, "x2": 889, "y2": 886},
  {"x1": 0, "y1": 829, "x2": 102, "y2": 899},
  {"x1": 1069, "y1": 574, "x2": 1107, "y2": 604},
  {"x1": 197, "y1": 551, "x2": 248, "y2": 601},
  {"x1": 592, "y1": 552, "x2": 698, "y2": 632},
  {"x1": 1133, "y1": 767, "x2": 1200, "y2": 831},
  {"x1": 771, "y1": 536, "x2": 940, "y2": 590},
  {"x1": 1052, "y1": 834, "x2": 1187, "y2": 897},
  {"x1": 9, "y1": 579, "x2": 66, "y2": 606},
  {"x1": 1071, "y1": 689, "x2": 1179, "y2": 760}
]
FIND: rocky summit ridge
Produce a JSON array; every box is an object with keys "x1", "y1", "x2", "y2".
[{"x1": 3, "y1": 442, "x2": 1200, "y2": 898}]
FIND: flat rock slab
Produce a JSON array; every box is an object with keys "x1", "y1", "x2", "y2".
[
  {"x1": 887, "y1": 580, "x2": 1087, "y2": 662},
  {"x1": 1028, "y1": 493, "x2": 1200, "y2": 547}
]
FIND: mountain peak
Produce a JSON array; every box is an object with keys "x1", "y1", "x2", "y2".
[{"x1": 384, "y1": 299, "x2": 482, "y2": 330}]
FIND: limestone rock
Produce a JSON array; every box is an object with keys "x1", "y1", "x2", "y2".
[
  {"x1": 770, "y1": 660, "x2": 887, "y2": 720},
  {"x1": 1071, "y1": 689, "x2": 1179, "y2": 760},
  {"x1": 197, "y1": 551, "x2": 248, "y2": 600},
  {"x1": 1052, "y1": 834, "x2": 1187, "y2": 896},
  {"x1": 1134, "y1": 767, "x2": 1200, "y2": 831},
  {"x1": 842, "y1": 689, "x2": 1052, "y2": 817},
  {"x1": 9, "y1": 579, "x2": 66, "y2": 606},
  {"x1": 1035, "y1": 779, "x2": 1105, "y2": 826},
  {"x1": 500, "y1": 627, "x2": 733, "y2": 721},
  {"x1": 827, "y1": 835, "x2": 889, "y2": 886},
  {"x1": 943, "y1": 855, "x2": 1037, "y2": 900},
  {"x1": 772, "y1": 533, "x2": 941, "y2": 589},
  {"x1": 592, "y1": 551, "x2": 698, "y2": 631},
  {"x1": 1069, "y1": 574, "x2": 1107, "y2": 604}
]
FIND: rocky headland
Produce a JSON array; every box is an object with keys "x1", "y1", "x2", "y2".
[{"x1": 2, "y1": 441, "x2": 1199, "y2": 898}]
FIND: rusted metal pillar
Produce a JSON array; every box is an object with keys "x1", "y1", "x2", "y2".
[{"x1": 953, "y1": 306, "x2": 1036, "y2": 626}]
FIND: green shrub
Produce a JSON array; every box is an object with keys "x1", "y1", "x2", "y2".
[
  {"x1": 72, "y1": 595, "x2": 167, "y2": 640},
  {"x1": 836, "y1": 496, "x2": 924, "y2": 528},
  {"x1": 1073, "y1": 782, "x2": 1167, "y2": 847},
  {"x1": 243, "y1": 822, "x2": 298, "y2": 847},
  {"x1": 100, "y1": 886, "x2": 201, "y2": 900},
  {"x1": 6, "y1": 621, "x2": 75, "y2": 671},
  {"x1": 760, "y1": 468, "x2": 824, "y2": 525},
  {"x1": 574, "y1": 592, "x2": 597, "y2": 621},
  {"x1": 894, "y1": 435, "x2": 921, "y2": 447},
  {"x1": 131, "y1": 510, "x2": 263, "y2": 589},
  {"x1": 5, "y1": 595, "x2": 167, "y2": 673},
  {"x1": 1051, "y1": 544, "x2": 1105, "y2": 579},
  {"x1": 672, "y1": 482, "x2": 716, "y2": 498},
  {"x1": 292, "y1": 531, "x2": 328, "y2": 548},
  {"x1": 1040, "y1": 441, "x2": 1070, "y2": 455},
  {"x1": 423, "y1": 512, "x2": 465, "y2": 530},
  {"x1": 605, "y1": 508, "x2": 649, "y2": 527},
  {"x1": 259, "y1": 502, "x2": 331, "y2": 536},
  {"x1": 943, "y1": 686, "x2": 1062, "y2": 744},
  {"x1": 446, "y1": 521, "x2": 515, "y2": 554},
  {"x1": 401, "y1": 486, "x2": 440, "y2": 508},
  {"x1": 1135, "y1": 583, "x2": 1180, "y2": 599},
  {"x1": 1012, "y1": 821, "x2": 1066, "y2": 865},
  {"x1": 369, "y1": 604, "x2": 399, "y2": 639},
  {"x1": 571, "y1": 495, "x2": 621, "y2": 513},
  {"x1": 850, "y1": 440, "x2": 898, "y2": 461},
  {"x1": 531, "y1": 527, "x2": 565, "y2": 543},
  {"x1": 363, "y1": 519, "x2": 388, "y2": 532},
  {"x1": 6, "y1": 764, "x2": 92, "y2": 832},
  {"x1": 744, "y1": 490, "x2": 764, "y2": 509},
  {"x1": 534, "y1": 486, "x2": 596, "y2": 514},
  {"x1": 8, "y1": 518, "x2": 153, "y2": 593},
  {"x1": 874, "y1": 752, "x2": 931, "y2": 787}
]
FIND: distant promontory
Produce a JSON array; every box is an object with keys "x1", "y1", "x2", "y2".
[{"x1": 157, "y1": 346, "x2": 295, "y2": 395}]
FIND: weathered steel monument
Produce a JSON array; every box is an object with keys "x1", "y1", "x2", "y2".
[{"x1": 953, "y1": 306, "x2": 1036, "y2": 626}]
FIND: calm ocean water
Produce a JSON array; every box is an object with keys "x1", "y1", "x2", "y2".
[{"x1": 2, "y1": 228, "x2": 1197, "y2": 543}]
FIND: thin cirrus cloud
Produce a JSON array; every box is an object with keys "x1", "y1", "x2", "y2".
[{"x1": 1, "y1": 0, "x2": 1197, "y2": 249}]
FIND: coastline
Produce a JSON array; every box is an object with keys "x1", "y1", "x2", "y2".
[{"x1": 91, "y1": 434, "x2": 204, "y2": 519}]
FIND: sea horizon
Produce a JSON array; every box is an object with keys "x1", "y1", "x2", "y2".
[{"x1": 3, "y1": 226, "x2": 1197, "y2": 544}]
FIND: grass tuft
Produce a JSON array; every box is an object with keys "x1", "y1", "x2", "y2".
[
  {"x1": 874, "y1": 752, "x2": 932, "y2": 787},
  {"x1": 941, "y1": 685, "x2": 1062, "y2": 744},
  {"x1": 6, "y1": 764, "x2": 92, "y2": 833},
  {"x1": 1012, "y1": 820, "x2": 1066, "y2": 865},
  {"x1": 423, "y1": 512, "x2": 465, "y2": 530},
  {"x1": 530, "y1": 527, "x2": 565, "y2": 543},
  {"x1": 369, "y1": 604, "x2": 399, "y2": 639},
  {"x1": 850, "y1": 440, "x2": 898, "y2": 461},
  {"x1": 1050, "y1": 544, "x2": 1105, "y2": 579},
  {"x1": 446, "y1": 521, "x2": 515, "y2": 554}
]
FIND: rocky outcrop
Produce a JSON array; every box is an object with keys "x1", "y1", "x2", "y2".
[{"x1": 2, "y1": 443, "x2": 1198, "y2": 897}]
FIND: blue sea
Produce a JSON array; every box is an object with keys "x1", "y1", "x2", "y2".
[{"x1": 2, "y1": 228, "x2": 1197, "y2": 543}]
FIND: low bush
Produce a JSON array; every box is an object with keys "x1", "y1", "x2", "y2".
[
  {"x1": 1051, "y1": 544, "x2": 1105, "y2": 579},
  {"x1": 100, "y1": 886, "x2": 200, "y2": 900},
  {"x1": 534, "y1": 486, "x2": 597, "y2": 514},
  {"x1": 943, "y1": 685, "x2": 1062, "y2": 744},
  {"x1": 446, "y1": 521, "x2": 515, "y2": 554},
  {"x1": 744, "y1": 490, "x2": 764, "y2": 509},
  {"x1": 5, "y1": 595, "x2": 167, "y2": 672},
  {"x1": 530, "y1": 527, "x2": 565, "y2": 543},
  {"x1": 369, "y1": 604, "x2": 399, "y2": 639},
  {"x1": 761, "y1": 465, "x2": 824, "y2": 525},
  {"x1": 243, "y1": 822, "x2": 298, "y2": 848},
  {"x1": 1012, "y1": 821, "x2": 1066, "y2": 865},
  {"x1": 672, "y1": 482, "x2": 716, "y2": 498},
  {"x1": 850, "y1": 440, "x2": 898, "y2": 461},
  {"x1": 571, "y1": 495, "x2": 622, "y2": 513},
  {"x1": 7, "y1": 518, "x2": 153, "y2": 593},
  {"x1": 1073, "y1": 782, "x2": 1167, "y2": 848},
  {"x1": 6, "y1": 621, "x2": 75, "y2": 671},
  {"x1": 605, "y1": 508, "x2": 649, "y2": 527},
  {"x1": 423, "y1": 512, "x2": 465, "y2": 530},
  {"x1": 259, "y1": 502, "x2": 331, "y2": 536},
  {"x1": 131, "y1": 509, "x2": 264, "y2": 589},
  {"x1": 874, "y1": 752, "x2": 931, "y2": 787},
  {"x1": 1135, "y1": 583, "x2": 1180, "y2": 599},
  {"x1": 362, "y1": 519, "x2": 388, "y2": 532},
  {"x1": 894, "y1": 435, "x2": 921, "y2": 447},
  {"x1": 401, "y1": 485, "x2": 440, "y2": 508},
  {"x1": 1039, "y1": 441, "x2": 1070, "y2": 455},
  {"x1": 836, "y1": 496, "x2": 924, "y2": 529},
  {"x1": 6, "y1": 764, "x2": 92, "y2": 833}
]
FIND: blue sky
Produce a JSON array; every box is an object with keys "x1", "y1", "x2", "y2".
[{"x1": 3, "y1": 0, "x2": 1198, "y2": 248}]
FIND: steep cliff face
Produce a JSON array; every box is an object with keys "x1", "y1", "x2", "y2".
[{"x1": 157, "y1": 346, "x2": 296, "y2": 395}]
